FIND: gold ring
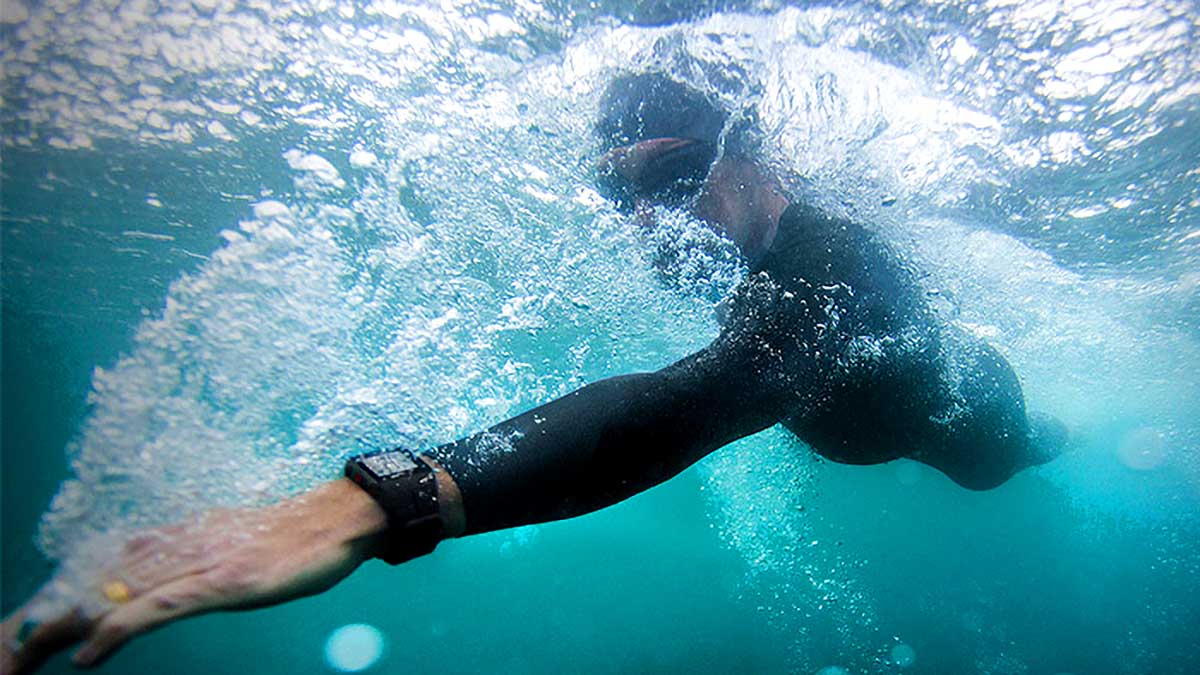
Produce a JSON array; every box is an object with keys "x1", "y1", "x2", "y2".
[{"x1": 102, "y1": 580, "x2": 132, "y2": 604}]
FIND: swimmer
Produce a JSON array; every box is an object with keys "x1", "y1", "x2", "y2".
[{"x1": 0, "y1": 72, "x2": 1069, "y2": 673}]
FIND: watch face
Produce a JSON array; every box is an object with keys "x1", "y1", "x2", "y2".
[{"x1": 361, "y1": 451, "x2": 418, "y2": 478}]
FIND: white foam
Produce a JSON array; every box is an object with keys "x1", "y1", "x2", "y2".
[
  {"x1": 1, "y1": 0, "x2": 29, "y2": 23},
  {"x1": 283, "y1": 149, "x2": 346, "y2": 189},
  {"x1": 251, "y1": 200, "x2": 290, "y2": 219},
  {"x1": 349, "y1": 150, "x2": 378, "y2": 168}
]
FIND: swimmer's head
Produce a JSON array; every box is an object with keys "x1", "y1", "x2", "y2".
[
  {"x1": 593, "y1": 72, "x2": 730, "y2": 212},
  {"x1": 592, "y1": 72, "x2": 783, "y2": 261},
  {"x1": 595, "y1": 73, "x2": 729, "y2": 151}
]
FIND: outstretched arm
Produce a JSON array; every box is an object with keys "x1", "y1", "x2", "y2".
[
  {"x1": 0, "y1": 350, "x2": 785, "y2": 673},
  {"x1": 2, "y1": 269, "x2": 818, "y2": 673}
]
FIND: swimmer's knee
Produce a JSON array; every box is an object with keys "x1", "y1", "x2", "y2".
[
  {"x1": 916, "y1": 434, "x2": 1023, "y2": 491},
  {"x1": 932, "y1": 414, "x2": 1070, "y2": 490},
  {"x1": 949, "y1": 470, "x2": 1010, "y2": 491}
]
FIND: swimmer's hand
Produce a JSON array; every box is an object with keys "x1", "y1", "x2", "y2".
[{"x1": 0, "y1": 478, "x2": 391, "y2": 673}]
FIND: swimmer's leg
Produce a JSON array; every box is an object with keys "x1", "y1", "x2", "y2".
[
  {"x1": 915, "y1": 336, "x2": 1069, "y2": 490},
  {"x1": 1023, "y1": 411, "x2": 1071, "y2": 467}
]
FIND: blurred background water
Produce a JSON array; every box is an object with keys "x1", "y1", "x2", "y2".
[{"x1": 2, "y1": 0, "x2": 1198, "y2": 673}]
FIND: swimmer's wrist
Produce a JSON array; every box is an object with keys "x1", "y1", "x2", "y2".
[
  {"x1": 332, "y1": 455, "x2": 466, "y2": 564},
  {"x1": 423, "y1": 456, "x2": 467, "y2": 539},
  {"x1": 309, "y1": 478, "x2": 391, "y2": 560}
]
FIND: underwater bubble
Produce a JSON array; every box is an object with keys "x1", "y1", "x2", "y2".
[
  {"x1": 1, "y1": 0, "x2": 29, "y2": 23},
  {"x1": 284, "y1": 149, "x2": 346, "y2": 189},
  {"x1": 251, "y1": 200, "x2": 290, "y2": 219},
  {"x1": 349, "y1": 150, "x2": 378, "y2": 168},
  {"x1": 815, "y1": 667, "x2": 849, "y2": 675},
  {"x1": 1116, "y1": 427, "x2": 1167, "y2": 471},
  {"x1": 324, "y1": 623, "x2": 385, "y2": 672},
  {"x1": 890, "y1": 642, "x2": 916, "y2": 668}
]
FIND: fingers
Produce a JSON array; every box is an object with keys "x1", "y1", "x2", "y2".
[
  {"x1": 3, "y1": 542, "x2": 220, "y2": 673},
  {"x1": 1, "y1": 608, "x2": 32, "y2": 674},
  {"x1": 2, "y1": 606, "x2": 89, "y2": 675},
  {"x1": 72, "y1": 573, "x2": 216, "y2": 668},
  {"x1": 3, "y1": 511, "x2": 258, "y2": 672}
]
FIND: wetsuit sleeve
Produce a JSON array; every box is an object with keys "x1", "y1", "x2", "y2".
[{"x1": 427, "y1": 264, "x2": 828, "y2": 535}]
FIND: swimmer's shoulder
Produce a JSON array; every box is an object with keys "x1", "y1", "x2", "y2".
[
  {"x1": 754, "y1": 201, "x2": 872, "y2": 280},
  {"x1": 755, "y1": 201, "x2": 928, "y2": 326}
]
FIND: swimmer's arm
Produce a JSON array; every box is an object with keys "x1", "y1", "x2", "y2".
[
  {"x1": 0, "y1": 285, "x2": 808, "y2": 674},
  {"x1": 419, "y1": 265, "x2": 822, "y2": 539},
  {"x1": 1, "y1": 343, "x2": 780, "y2": 672},
  {"x1": 426, "y1": 332, "x2": 801, "y2": 537}
]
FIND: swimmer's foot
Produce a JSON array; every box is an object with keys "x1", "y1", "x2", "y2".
[{"x1": 1026, "y1": 411, "x2": 1073, "y2": 466}]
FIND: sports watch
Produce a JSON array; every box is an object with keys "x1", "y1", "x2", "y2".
[{"x1": 344, "y1": 448, "x2": 443, "y2": 565}]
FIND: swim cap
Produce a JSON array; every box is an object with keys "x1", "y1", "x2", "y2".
[
  {"x1": 595, "y1": 72, "x2": 729, "y2": 149},
  {"x1": 594, "y1": 73, "x2": 730, "y2": 209}
]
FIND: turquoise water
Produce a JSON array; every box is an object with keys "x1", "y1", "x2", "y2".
[{"x1": 3, "y1": 1, "x2": 1199, "y2": 673}]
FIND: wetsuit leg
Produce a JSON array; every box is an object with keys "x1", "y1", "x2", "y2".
[
  {"x1": 912, "y1": 335, "x2": 1034, "y2": 490},
  {"x1": 783, "y1": 331, "x2": 946, "y2": 466},
  {"x1": 785, "y1": 327, "x2": 1058, "y2": 491}
]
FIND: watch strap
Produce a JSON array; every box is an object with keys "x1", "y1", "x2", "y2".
[{"x1": 345, "y1": 451, "x2": 444, "y2": 565}]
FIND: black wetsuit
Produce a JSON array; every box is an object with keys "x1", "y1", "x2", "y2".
[{"x1": 431, "y1": 202, "x2": 1039, "y2": 535}]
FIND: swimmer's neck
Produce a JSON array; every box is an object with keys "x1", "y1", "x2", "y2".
[{"x1": 692, "y1": 156, "x2": 789, "y2": 262}]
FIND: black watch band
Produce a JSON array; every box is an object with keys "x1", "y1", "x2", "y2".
[{"x1": 344, "y1": 449, "x2": 444, "y2": 565}]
